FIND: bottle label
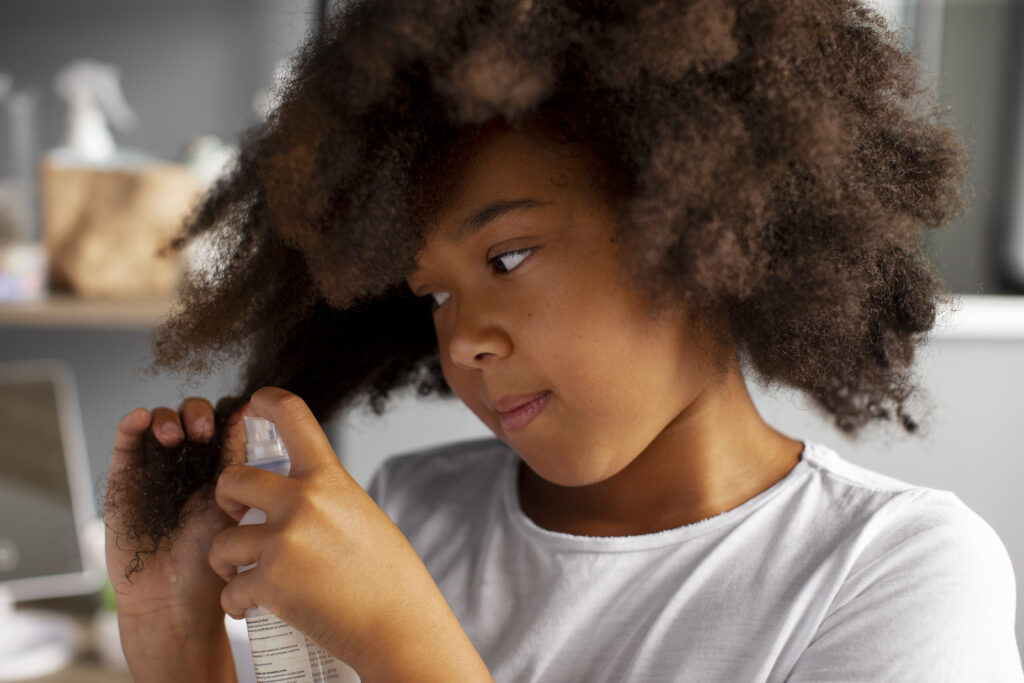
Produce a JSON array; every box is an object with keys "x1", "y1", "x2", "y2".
[
  {"x1": 246, "y1": 610, "x2": 356, "y2": 682},
  {"x1": 247, "y1": 611, "x2": 314, "y2": 682}
]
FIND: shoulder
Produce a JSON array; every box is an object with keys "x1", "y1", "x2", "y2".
[
  {"x1": 800, "y1": 442, "x2": 1014, "y2": 580},
  {"x1": 367, "y1": 437, "x2": 514, "y2": 498},
  {"x1": 799, "y1": 441, "x2": 1016, "y2": 606},
  {"x1": 366, "y1": 437, "x2": 516, "y2": 524},
  {"x1": 788, "y1": 443, "x2": 1022, "y2": 680}
]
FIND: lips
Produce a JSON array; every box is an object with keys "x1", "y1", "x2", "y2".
[{"x1": 493, "y1": 391, "x2": 551, "y2": 432}]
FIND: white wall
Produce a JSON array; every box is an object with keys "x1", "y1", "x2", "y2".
[{"x1": 336, "y1": 295, "x2": 1024, "y2": 657}]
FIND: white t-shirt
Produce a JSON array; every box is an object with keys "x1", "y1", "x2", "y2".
[{"x1": 368, "y1": 439, "x2": 1023, "y2": 682}]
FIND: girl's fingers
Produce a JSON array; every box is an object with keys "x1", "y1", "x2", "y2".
[
  {"x1": 209, "y1": 523, "x2": 265, "y2": 581},
  {"x1": 107, "y1": 408, "x2": 152, "y2": 532},
  {"x1": 112, "y1": 408, "x2": 151, "y2": 466},
  {"x1": 150, "y1": 406, "x2": 185, "y2": 446},
  {"x1": 179, "y1": 396, "x2": 215, "y2": 442},
  {"x1": 214, "y1": 463, "x2": 291, "y2": 522},
  {"x1": 221, "y1": 568, "x2": 260, "y2": 619}
]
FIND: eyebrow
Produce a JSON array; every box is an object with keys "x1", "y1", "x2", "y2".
[
  {"x1": 409, "y1": 198, "x2": 548, "y2": 288},
  {"x1": 457, "y1": 198, "x2": 547, "y2": 237}
]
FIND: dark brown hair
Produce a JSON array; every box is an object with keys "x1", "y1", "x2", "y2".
[{"x1": 110, "y1": 0, "x2": 968, "y2": 572}]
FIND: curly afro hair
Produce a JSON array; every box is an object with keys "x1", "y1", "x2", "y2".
[{"x1": 112, "y1": 0, "x2": 967, "y2": 573}]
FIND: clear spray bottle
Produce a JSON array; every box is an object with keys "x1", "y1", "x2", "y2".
[
  {"x1": 240, "y1": 416, "x2": 360, "y2": 683},
  {"x1": 52, "y1": 59, "x2": 139, "y2": 165}
]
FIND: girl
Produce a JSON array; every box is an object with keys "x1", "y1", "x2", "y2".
[{"x1": 105, "y1": 0, "x2": 1023, "y2": 680}]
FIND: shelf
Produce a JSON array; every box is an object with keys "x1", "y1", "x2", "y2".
[
  {"x1": 932, "y1": 295, "x2": 1024, "y2": 341},
  {"x1": 0, "y1": 293, "x2": 1021, "y2": 338},
  {"x1": 0, "y1": 295, "x2": 171, "y2": 329}
]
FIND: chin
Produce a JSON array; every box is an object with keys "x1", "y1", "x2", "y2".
[
  {"x1": 518, "y1": 446, "x2": 625, "y2": 488},
  {"x1": 493, "y1": 419, "x2": 631, "y2": 487}
]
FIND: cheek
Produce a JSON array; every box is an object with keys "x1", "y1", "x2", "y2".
[
  {"x1": 549, "y1": 306, "x2": 696, "y2": 419},
  {"x1": 541, "y1": 293, "x2": 657, "y2": 378}
]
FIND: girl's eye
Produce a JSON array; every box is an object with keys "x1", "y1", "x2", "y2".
[
  {"x1": 420, "y1": 248, "x2": 534, "y2": 311},
  {"x1": 489, "y1": 248, "x2": 534, "y2": 274}
]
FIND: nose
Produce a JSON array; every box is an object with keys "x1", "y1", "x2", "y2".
[{"x1": 446, "y1": 296, "x2": 512, "y2": 370}]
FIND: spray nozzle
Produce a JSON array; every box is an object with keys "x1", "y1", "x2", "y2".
[
  {"x1": 53, "y1": 59, "x2": 137, "y2": 163},
  {"x1": 243, "y1": 416, "x2": 289, "y2": 465}
]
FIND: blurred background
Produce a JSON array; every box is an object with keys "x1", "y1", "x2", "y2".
[{"x1": 0, "y1": 0, "x2": 1020, "y2": 679}]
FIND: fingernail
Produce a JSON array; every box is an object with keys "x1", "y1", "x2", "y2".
[
  {"x1": 193, "y1": 419, "x2": 213, "y2": 440},
  {"x1": 159, "y1": 423, "x2": 184, "y2": 440}
]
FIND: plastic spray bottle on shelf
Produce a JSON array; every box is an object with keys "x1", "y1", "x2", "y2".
[
  {"x1": 51, "y1": 59, "x2": 146, "y2": 166},
  {"x1": 240, "y1": 416, "x2": 360, "y2": 683}
]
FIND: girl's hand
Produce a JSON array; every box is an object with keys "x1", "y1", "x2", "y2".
[
  {"x1": 209, "y1": 387, "x2": 493, "y2": 682},
  {"x1": 104, "y1": 397, "x2": 246, "y2": 683}
]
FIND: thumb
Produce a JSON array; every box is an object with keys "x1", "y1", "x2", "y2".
[{"x1": 247, "y1": 386, "x2": 340, "y2": 478}]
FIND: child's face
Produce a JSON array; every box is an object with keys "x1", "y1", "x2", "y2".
[{"x1": 407, "y1": 124, "x2": 724, "y2": 487}]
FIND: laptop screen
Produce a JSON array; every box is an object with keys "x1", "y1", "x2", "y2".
[{"x1": 0, "y1": 361, "x2": 100, "y2": 601}]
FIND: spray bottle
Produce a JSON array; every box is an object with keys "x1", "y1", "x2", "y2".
[
  {"x1": 0, "y1": 73, "x2": 46, "y2": 302},
  {"x1": 49, "y1": 59, "x2": 152, "y2": 167},
  {"x1": 240, "y1": 416, "x2": 360, "y2": 682},
  {"x1": 53, "y1": 59, "x2": 136, "y2": 163}
]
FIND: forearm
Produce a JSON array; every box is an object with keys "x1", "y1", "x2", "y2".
[
  {"x1": 349, "y1": 592, "x2": 493, "y2": 683},
  {"x1": 118, "y1": 612, "x2": 237, "y2": 683}
]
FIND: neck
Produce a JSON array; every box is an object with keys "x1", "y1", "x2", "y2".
[{"x1": 517, "y1": 371, "x2": 803, "y2": 536}]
